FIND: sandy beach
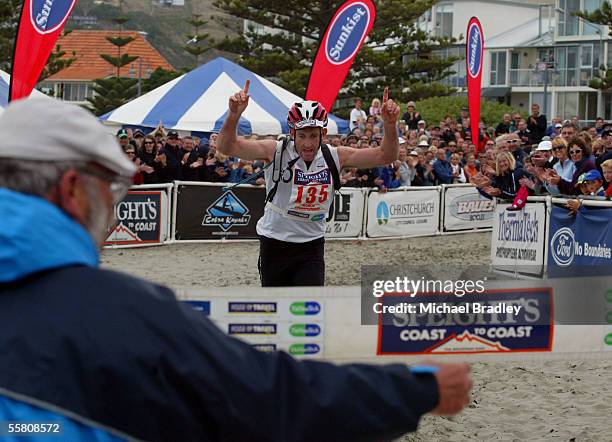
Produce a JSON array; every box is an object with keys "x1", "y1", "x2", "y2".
[{"x1": 101, "y1": 232, "x2": 611, "y2": 441}]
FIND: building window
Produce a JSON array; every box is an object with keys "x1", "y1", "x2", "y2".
[
  {"x1": 434, "y1": 46, "x2": 466, "y2": 88},
  {"x1": 558, "y1": 0, "x2": 580, "y2": 36},
  {"x1": 61, "y1": 83, "x2": 92, "y2": 102},
  {"x1": 556, "y1": 91, "x2": 579, "y2": 120},
  {"x1": 435, "y1": 3, "x2": 453, "y2": 38},
  {"x1": 558, "y1": 0, "x2": 603, "y2": 36},
  {"x1": 490, "y1": 51, "x2": 507, "y2": 86}
]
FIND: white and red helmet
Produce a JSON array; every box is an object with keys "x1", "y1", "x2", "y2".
[{"x1": 287, "y1": 101, "x2": 328, "y2": 130}]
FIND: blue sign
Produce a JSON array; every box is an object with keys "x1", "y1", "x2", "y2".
[
  {"x1": 31, "y1": 0, "x2": 77, "y2": 34},
  {"x1": 378, "y1": 289, "x2": 552, "y2": 354},
  {"x1": 325, "y1": 2, "x2": 371, "y2": 65},
  {"x1": 467, "y1": 22, "x2": 483, "y2": 78},
  {"x1": 202, "y1": 190, "x2": 251, "y2": 232},
  {"x1": 376, "y1": 201, "x2": 389, "y2": 225},
  {"x1": 183, "y1": 301, "x2": 211, "y2": 316},
  {"x1": 548, "y1": 206, "x2": 612, "y2": 277}
]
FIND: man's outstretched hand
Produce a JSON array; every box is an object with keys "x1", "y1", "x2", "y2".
[
  {"x1": 430, "y1": 362, "x2": 473, "y2": 416},
  {"x1": 380, "y1": 87, "x2": 400, "y2": 125},
  {"x1": 229, "y1": 80, "x2": 250, "y2": 116}
]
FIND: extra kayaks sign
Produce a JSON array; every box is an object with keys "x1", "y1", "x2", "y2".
[
  {"x1": 466, "y1": 18, "x2": 484, "y2": 79},
  {"x1": 377, "y1": 289, "x2": 553, "y2": 355},
  {"x1": 30, "y1": 0, "x2": 77, "y2": 34},
  {"x1": 202, "y1": 190, "x2": 251, "y2": 232},
  {"x1": 324, "y1": 1, "x2": 374, "y2": 65}
]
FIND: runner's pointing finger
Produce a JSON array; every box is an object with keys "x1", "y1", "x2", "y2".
[{"x1": 244, "y1": 79, "x2": 250, "y2": 95}]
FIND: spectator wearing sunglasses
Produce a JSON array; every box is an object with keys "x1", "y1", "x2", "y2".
[
  {"x1": 554, "y1": 136, "x2": 595, "y2": 195},
  {"x1": 137, "y1": 136, "x2": 162, "y2": 184},
  {"x1": 506, "y1": 133, "x2": 526, "y2": 167}
]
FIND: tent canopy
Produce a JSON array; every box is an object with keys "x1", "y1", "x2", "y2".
[
  {"x1": 0, "y1": 71, "x2": 48, "y2": 115},
  {"x1": 100, "y1": 57, "x2": 349, "y2": 136}
]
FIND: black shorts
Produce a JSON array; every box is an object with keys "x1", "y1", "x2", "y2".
[{"x1": 258, "y1": 235, "x2": 325, "y2": 287}]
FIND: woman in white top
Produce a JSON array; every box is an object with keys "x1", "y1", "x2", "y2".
[{"x1": 450, "y1": 153, "x2": 467, "y2": 183}]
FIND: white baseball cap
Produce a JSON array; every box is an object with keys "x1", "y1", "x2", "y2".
[
  {"x1": 398, "y1": 137, "x2": 407, "y2": 145},
  {"x1": 418, "y1": 120, "x2": 426, "y2": 125},
  {"x1": 418, "y1": 140, "x2": 429, "y2": 147},
  {"x1": 0, "y1": 98, "x2": 135, "y2": 177},
  {"x1": 536, "y1": 140, "x2": 552, "y2": 151},
  {"x1": 408, "y1": 150, "x2": 419, "y2": 156}
]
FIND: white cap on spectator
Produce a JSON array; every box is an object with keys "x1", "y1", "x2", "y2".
[
  {"x1": 536, "y1": 140, "x2": 552, "y2": 151},
  {"x1": 418, "y1": 140, "x2": 429, "y2": 147},
  {"x1": 0, "y1": 98, "x2": 136, "y2": 177},
  {"x1": 398, "y1": 137, "x2": 407, "y2": 145},
  {"x1": 418, "y1": 120, "x2": 426, "y2": 125},
  {"x1": 409, "y1": 150, "x2": 419, "y2": 156},
  {"x1": 555, "y1": 123, "x2": 562, "y2": 128}
]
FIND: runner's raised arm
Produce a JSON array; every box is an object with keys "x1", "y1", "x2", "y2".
[{"x1": 217, "y1": 79, "x2": 276, "y2": 162}]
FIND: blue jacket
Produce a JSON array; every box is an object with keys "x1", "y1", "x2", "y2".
[
  {"x1": 0, "y1": 188, "x2": 439, "y2": 442},
  {"x1": 380, "y1": 165, "x2": 401, "y2": 189},
  {"x1": 433, "y1": 159, "x2": 453, "y2": 184}
]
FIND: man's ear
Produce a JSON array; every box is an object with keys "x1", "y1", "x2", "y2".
[
  {"x1": 290, "y1": 128, "x2": 296, "y2": 139},
  {"x1": 54, "y1": 170, "x2": 90, "y2": 226},
  {"x1": 321, "y1": 128, "x2": 328, "y2": 138}
]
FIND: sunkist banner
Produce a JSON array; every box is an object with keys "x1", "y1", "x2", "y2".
[
  {"x1": 306, "y1": 0, "x2": 376, "y2": 112},
  {"x1": 10, "y1": 0, "x2": 78, "y2": 101},
  {"x1": 466, "y1": 16, "x2": 484, "y2": 152}
]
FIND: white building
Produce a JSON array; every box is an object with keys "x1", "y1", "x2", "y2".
[{"x1": 424, "y1": 0, "x2": 610, "y2": 124}]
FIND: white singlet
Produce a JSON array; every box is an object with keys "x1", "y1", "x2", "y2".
[{"x1": 256, "y1": 140, "x2": 340, "y2": 243}]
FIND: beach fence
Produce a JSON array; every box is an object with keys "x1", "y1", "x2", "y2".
[{"x1": 103, "y1": 182, "x2": 495, "y2": 247}]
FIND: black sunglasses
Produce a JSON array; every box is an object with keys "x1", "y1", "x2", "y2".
[
  {"x1": 552, "y1": 146, "x2": 564, "y2": 151},
  {"x1": 569, "y1": 149, "x2": 582, "y2": 155}
]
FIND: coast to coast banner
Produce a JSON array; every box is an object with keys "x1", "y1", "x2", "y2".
[{"x1": 306, "y1": 0, "x2": 376, "y2": 111}]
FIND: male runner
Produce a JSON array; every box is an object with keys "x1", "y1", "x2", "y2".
[{"x1": 217, "y1": 81, "x2": 399, "y2": 286}]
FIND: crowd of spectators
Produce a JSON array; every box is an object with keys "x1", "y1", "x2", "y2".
[
  {"x1": 119, "y1": 126, "x2": 266, "y2": 186},
  {"x1": 116, "y1": 98, "x2": 612, "y2": 211}
]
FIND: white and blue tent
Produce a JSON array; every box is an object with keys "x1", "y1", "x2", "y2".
[
  {"x1": 0, "y1": 70, "x2": 48, "y2": 115},
  {"x1": 100, "y1": 57, "x2": 349, "y2": 135}
]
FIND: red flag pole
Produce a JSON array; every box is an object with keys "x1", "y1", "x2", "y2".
[
  {"x1": 466, "y1": 17, "x2": 484, "y2": 153},
  {"x1": 305, "y1": 0, "x2": 376, "y2": 112},
  {"x1": 10, "y1": 0, "x2": 78, "y2": 102}
]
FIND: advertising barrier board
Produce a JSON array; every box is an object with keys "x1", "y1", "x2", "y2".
[
  {"x1": 547, "y1": 205, "x2": 612, "y2": 278},
  {"x1": 366, "y1": 189, "x2": 439, "y2": 238},
  {"x1": 105, "y1": 190, "x2": 168, "y2": 246},
  {"x1": 175, "y1": 184, "x2": 265, "y2": 240},
  {"x1": 491, "y1": 203, "x2": 546, "y2": 276},
  {"x1": 325, "y1": 188, "x2": 365, "y2": 238},
  {"x1": 443, "y1": 185, "x2": 495, "y2": 231}
]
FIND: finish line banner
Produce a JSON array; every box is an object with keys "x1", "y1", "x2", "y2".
[
  {"x1": 176, "y1": 281, "x2": 610, "y2": 362},
  {"x1": 306, "y1": 0, "x2": 376, "y2": 111}
]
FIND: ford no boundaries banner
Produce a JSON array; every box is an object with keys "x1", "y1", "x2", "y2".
[
  {"x1": 466, "y1": 17, "x2": 484, "y2": 151},
  {"x1": 10, "y1": 0, "x2": 77, "y2": 101},
  {"x1": 306, "y1": 0, "x2": 376, "y2": 111}
]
